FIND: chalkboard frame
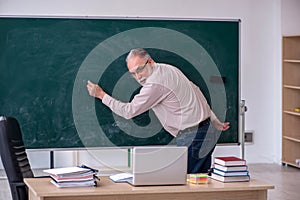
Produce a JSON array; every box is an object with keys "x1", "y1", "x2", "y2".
[{"x1": 0, "y1": 16, "x2": 241, "y2": 149}]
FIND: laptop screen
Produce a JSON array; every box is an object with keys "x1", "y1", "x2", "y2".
[{"x1": 130, "y1": 146, "x2": 188, "y2": 186}]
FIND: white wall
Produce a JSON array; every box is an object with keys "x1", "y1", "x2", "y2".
[
  {"x1": 281, "y1": 0, "x2": 300, "y2": 35},
  {"x1": 0, "y1": 0, "x2": 296, "y2": 169}
]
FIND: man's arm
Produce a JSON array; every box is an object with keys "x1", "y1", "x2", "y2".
[
  {"x1": 86, "y1": 80, "x2": 167, "y2": 120},
  {"x1": 189, "y1": 81, "x2": 230, "y2": 131},
  {"x1": 210, "y1": 111, "x2": 230, "y2": 131}
]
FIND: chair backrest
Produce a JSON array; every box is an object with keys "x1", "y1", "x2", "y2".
[{"x1": 0, "y1": 116, "x2": 34, "y2": 200}]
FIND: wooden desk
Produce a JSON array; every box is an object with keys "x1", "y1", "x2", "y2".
[{"x1": 24, "y1": 177, "x2": 274, "y2": 200}]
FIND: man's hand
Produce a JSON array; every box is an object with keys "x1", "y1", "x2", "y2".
[
  {"x1": 212, "y1": 121, "x2": 230, "y2": 131},
  {"x1": 86, "y1": 80, "x2": 106, "y2": 100}
]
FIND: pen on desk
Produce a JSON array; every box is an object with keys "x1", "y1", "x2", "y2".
[{"x1": 79, "y1": 164, "x2": 99, "y2": 173}]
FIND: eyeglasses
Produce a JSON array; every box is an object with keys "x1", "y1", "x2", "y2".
[{"x1": 130, "y1": 60, "x2": 148, "y2": 77}]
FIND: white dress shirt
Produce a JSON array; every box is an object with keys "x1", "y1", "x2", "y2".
[{"x1": 102, "y1": 63, "x2": 218, "y2": 137}]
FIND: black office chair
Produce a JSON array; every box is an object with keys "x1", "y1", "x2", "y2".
[{"x1": 0, "y1": 116, "x2": 34, "y2": 200}]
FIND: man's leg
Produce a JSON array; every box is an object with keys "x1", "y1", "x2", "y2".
[{"x1": 187, "y1": 123, "x2": 215, "y2": 174}]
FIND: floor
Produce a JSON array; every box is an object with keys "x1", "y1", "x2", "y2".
[
  {"x1": 248, "y1": 164, "x2": 300, "y2": 200},
  {"x1": 0, "y1": 163, "x2": 299, "y2": 200}
]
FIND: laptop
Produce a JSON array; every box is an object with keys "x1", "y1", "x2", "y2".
[{"x1": 127, "y1": 146, "x2": 188, "y2": 186}]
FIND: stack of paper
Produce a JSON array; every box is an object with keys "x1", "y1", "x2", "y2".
[
  {"x1": 109, "y1": 173, "x2": 133, "y2": 183},
  {"x1": 43, "y1": 166, "x2": 99, "y2": 188},
  {"x1": 187, "y1": 174, "x2": 208, "y2": 184}
]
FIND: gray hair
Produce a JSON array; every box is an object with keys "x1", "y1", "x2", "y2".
[{"x1": 126, "y1": 48, "x2": 151, "y2": 62}]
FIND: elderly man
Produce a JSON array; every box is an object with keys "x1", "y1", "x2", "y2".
[{"x1": 87, "y1": 48, "x2": 230, "y2": 173}]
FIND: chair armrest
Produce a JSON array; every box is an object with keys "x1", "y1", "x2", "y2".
[{"x1": 11, "y1": 182, "x2": 26, "y2": 187}]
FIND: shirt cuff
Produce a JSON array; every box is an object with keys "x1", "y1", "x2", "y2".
[{"x1": 102, "y1": 94, "x2": 110, "y2": 105}]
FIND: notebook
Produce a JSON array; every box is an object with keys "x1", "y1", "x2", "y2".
[{"x1": 126, "y1": 146, "x2": 188, "y2": 186}]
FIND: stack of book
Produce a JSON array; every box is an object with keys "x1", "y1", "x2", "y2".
[
  {"x1": 210, "y1": 156, "x2": 250, "y2": 182},
  {"x1": 43, "y1": 165, "x2": 99, "y2": 188}
]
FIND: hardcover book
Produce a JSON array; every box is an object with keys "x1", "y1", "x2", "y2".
[
  {"x1": 214, "y1": 163, "x2": 248, "y2": 172},
  {"x1": 214, "y1": 156, "x2": 246, "y2": 166},
  {"x1": 211, "y1": 173, "x2": 250, "y2": 182},
  {"x1": 213, "y1": 168, "x2": 249, "y2": 177}
]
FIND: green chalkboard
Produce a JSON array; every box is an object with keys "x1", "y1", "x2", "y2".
[{"x1": 0, "y1": 17, "x2": 240, "y2": 149}]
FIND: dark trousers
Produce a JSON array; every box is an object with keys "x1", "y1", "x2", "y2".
[{"x1": 176, "y1": 121, "x2": 214, "y2": 174}]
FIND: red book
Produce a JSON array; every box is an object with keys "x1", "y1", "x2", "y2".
[{"x1": 214, "y1": 156, "x2": 246, "y2": 166}]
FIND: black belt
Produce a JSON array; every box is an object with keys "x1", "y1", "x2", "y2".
[
  {"x1": 198, "y1": 117, "x2": 210, "y2": 127},
  {"x1": 179, "y1": 118, "x2": 210, "y2": 134}
]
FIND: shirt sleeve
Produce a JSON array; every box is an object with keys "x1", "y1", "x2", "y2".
[
  {"x1": 102, "y1": 83, "x2": 168, "y2": 119},
  {"x1": 210, "y1": 110, "x2": 220, "y2": 123}
]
